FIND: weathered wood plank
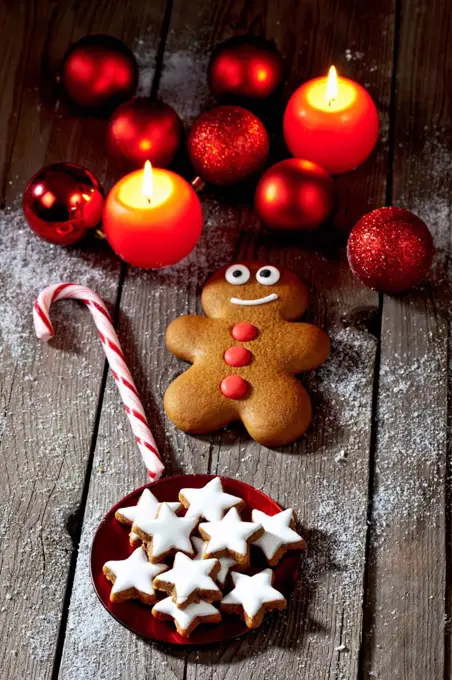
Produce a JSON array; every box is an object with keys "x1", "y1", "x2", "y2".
[
  {"x1": 0, "y1": 3, "x2": 166, "y2": 680},
  {"x1": 170, "y1": 3, "x2": 393, "y2": 678},
  {"x1": 362, "y1": 0, "x2": 452, "y2": 677},
  {"x1": 56, "y1": 1, "x2": 253, "y2": 676},
  {"x1": 174, "y1": 1, "x2": 393, "y2": 678},
  {"x1": 57, "y1": 1, "x2": 395, "y2": 679}
]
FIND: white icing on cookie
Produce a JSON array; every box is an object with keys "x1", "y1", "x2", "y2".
[
  {"x1": 221, "y1": 569, "x2": 285, "y2": 618},
  {"x1": 116, "y1": 488, "x2": 181, "y2": 545},
  {"x1": 152, "y1": 596, "x2": 221, "y2": 634},
  {"x1": 199, "y1": 507, "x2": 262, "y2": 558},
  {"x1": 103, "y1": 547, "x2": 167, "y2": 599},
  {"x1": 154, "y1": 551, "x2": 221, "y2": 606},
  {"x1": 179, "y1": 477, "x2": 243, "y2": 522},
  {"x1": 251, "y1": 508, "x2": 304, "y2": 561},
  {"x1": 132, "y1": 502, "x2": 198, "y2": 560},
  {"x1": 192, "y1": 536, "x2": 237, "y2": 587},
  {"x1": 230, "y1": 293, "x2": 278, "y2": 306}
]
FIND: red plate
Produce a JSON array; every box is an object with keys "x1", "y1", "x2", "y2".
[{"x1": 91, "y1": 474, "x2": 299, "y2": 645}]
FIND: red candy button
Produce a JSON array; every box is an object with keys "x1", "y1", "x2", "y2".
[
  {"x1": 220, "y1": 375, "x2": 248, "y2": 399},
  {"x1": 224, "y1": 346, "x2": 252, "y2": 367},
  {"x1": 231, "y1": 322, "x2": 258, "y2": 342}
]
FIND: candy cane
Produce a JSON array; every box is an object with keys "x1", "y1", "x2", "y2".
[{"x1": 33, "y1": 283, "x2": 165, "y2": 480}]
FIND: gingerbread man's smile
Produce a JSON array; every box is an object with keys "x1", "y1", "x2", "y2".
[{"x1": 230, "y1": 293, "x2": 279, "y2": 306}]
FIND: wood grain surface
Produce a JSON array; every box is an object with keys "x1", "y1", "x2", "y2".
[{"x1": 0, "y1": 1, "x2": 449, "y2": 679}]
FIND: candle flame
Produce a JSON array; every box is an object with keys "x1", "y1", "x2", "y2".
[
  {"x1": 326, "y1": 65, "x2": 338, "y2": 107},
  {"x1": 142, "y1": 160, "x2": 153, "y2": 204}
]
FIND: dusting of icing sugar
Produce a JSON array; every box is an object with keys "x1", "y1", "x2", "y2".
[
  {"x1": 58, "y1": 515, "x2": 126, "y2": 680},
  {"x1": 158, "y1": 48, "x2": 210, "y2": 123},
  {"x1": 307, "y1": 324, "x2": 376, "y2": 435},
  {"x1": 0, "y1": 204, "x2": 119, "y2": 361},
  {"x1": 371, "y1": 354, "x2": 446, "y2": 543},
  {"x1": 132, "y1": 34, "x2": 156, "y2": 96},
  {"x1": 345, "y1": 48, "x2": 365, "y2": 62},
  {"x1": 369, "y1": 137, "x2": 452, "y2": 543},
  {"x1": 133, "y1": 37, "x2": 211, "y2": 122}
]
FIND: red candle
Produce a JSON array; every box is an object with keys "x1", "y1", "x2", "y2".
[
  {"x1": 283, "y1": 66, "x2": 379, "y2": 174},
  {"x1": 103, "y1": 162, "x2": 203, "y2": 269}
]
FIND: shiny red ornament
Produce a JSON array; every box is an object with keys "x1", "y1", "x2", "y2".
[
  {"x1": 23, "y1": 162, "x2": 104, "y2": 246},
  {"x1": 347, "y1": 207, "x2": 434, "y2": 293},
  {"x1": 255, "y1": 158, "x2": 336, "y2": 231},
  {"x1": 208, "y1": 35, "x2": 284, "y2": 100},
  {"x1": 108, "y1": 98, "x2": 182, "y2": 168},
  {"x1": 60, "y1": 34, "x2": 138, "y2": 112},
  {"x1": 187, "y1": 105, "x2": 269, "y2": 185}
]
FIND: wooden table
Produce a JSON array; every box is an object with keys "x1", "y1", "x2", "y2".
[{"x1": 0, "y1": 1, "x2": 450, "y2": 678}]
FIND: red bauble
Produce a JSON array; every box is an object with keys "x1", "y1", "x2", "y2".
[
  {"x1": 187, "y1": 106, "x2": 269, "y2": 185},
  {"x1": 208, "y1": 35, "x2": 284, "y2": 100},
  {"x1": 61, "y1": 34, "x2": 138, "y2": 112},
  {"x1": 255, "y1": 158, "x2": 336, "y2": 231},
  {"x1": 347, "y1": 207, "x2": 434, "y2": 293},
  {"x1": 23, "y1": 162, "x2": 104, "y2": 246},
  {"x1": 108, "y1": 98, "x2": 182, "y2": 168}
]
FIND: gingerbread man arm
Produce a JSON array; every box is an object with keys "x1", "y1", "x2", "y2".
[
  {"x1": 279, "y1": 322, "x2": 330, "y2": 374},
  {"x1": 166, "y1": 315, "x2": 215, "y2": 364}
]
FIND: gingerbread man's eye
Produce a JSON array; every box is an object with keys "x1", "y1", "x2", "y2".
[
  {"x1": 225, "y1": 264, "x2": 251, "y2": 285},
  {"x1": 256, "y1": 266, "x2": 280, "y2": 285}
]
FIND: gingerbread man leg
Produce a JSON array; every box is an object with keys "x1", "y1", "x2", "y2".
[
  {"x1": 240, "y1": 376, "x2": 312, "y2": 447},
  {"x1": 164, "y1": 365, "x2": 238, "y2": 434}
]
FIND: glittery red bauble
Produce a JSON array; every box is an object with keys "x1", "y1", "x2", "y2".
[
  {"x1": 108, "y1": 98, "x2": 182, "y2": 168},
  {"x1": 208, "y1": 35, "x2": 284, "y2": 100},
  {"x1": 61, "y1": 35, "x2": 138, "y2": 112},
  {"x1": 23, "y1": 162, "x2": 104, "y2": 245},
  {"x1": 347, "y1": 207, "x2": 434, "y2": 293},
  {"x1": 187, "y1": 105, "x2": 269, "y2": 185},
  {"x1": 255, "y1": 158, "x2": 336, "y2": 231}
]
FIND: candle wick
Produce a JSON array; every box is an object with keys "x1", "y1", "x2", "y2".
[
  {"x1": 328, "y1": 97, "x2": 336, "y2": 108},
  {"x1": 146, "y1": 197, "x2": 151, "y2": 205}
]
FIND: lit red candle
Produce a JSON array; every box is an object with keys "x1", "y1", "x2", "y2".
[
  {"x1": 103, "y1": 161, "x2": 203, "y2": 269},
  {"x1": 283, "y1": 66, "x2": 379, "y2": 174}
]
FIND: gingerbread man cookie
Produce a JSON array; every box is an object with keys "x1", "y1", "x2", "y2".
[{"x1": 164, "y1": 262, "x2": 330, "y2": 446}]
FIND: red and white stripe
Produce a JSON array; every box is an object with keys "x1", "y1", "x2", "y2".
[{"x1": 33, "y1": 283, "x2": 165, "y2": 480}]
